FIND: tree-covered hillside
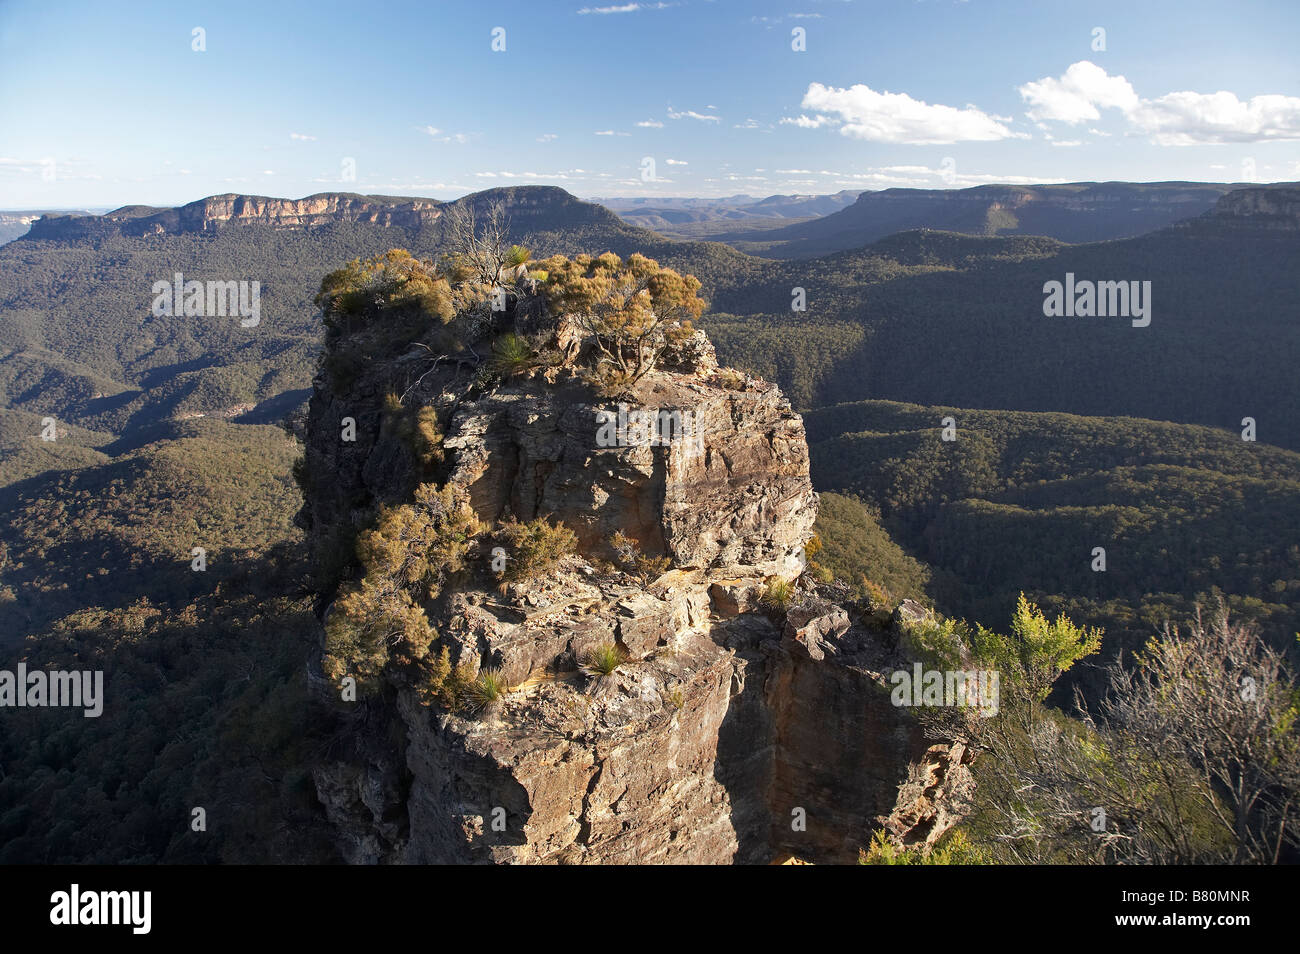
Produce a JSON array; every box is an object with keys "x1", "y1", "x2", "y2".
[
  {"x1": 0, "y1": 418, "x2": 302, "y2": 642},
  {"x1": 0, "y1": 191, "x2": 762, "y2": 442},
  {"x1": 805, "y1": 399, "x2": 1300, "y2": 675},
  {"x1": 706, "y1": 218, "x2": 1300, "y2": 450}
]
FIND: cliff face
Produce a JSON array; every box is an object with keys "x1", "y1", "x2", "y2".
[
  {"x1": 1198, "y1": 186, "x2": 1300, "y2": 230},
  {"x1": 23, "y1": 186, "x2": 622, "y2": 242},
  {"x1": 26, "y1": 193, "x2": 444, "y2": 239},
  {"x1": 299, "y1": 325, "x2": 964, "y2": 864},
  {"x1": 169, "y1": 194, "x2": 443, "y2": 232}
]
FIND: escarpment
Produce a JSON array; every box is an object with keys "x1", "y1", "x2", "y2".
[
  {"x1": 1193, "y1": 186, "x2": 1300, "y2": 231},
  {"x1": 296, "y1": 247, "x2": 969, "y2": 863},
  {"x1": 23, "y1": 186, "x2": 619, "y2": 241},
  {"x1": 28, "y1": 193, "x2": 444, "y2": 239}
]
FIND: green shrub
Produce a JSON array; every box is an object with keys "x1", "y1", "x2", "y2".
[
  {"x1": 803, "y1": 534, "x2": 834, "y2": 583},
  {"x1": 968, "y1": 593, "x2": 1103, "y2": 703},
  {"x1": 383, "y1": 394, "x2": 444, "y2": 469},
  {"x1": 465, "y1": 667, "x2": 507, "y2": 714},
  {"x1": 582, "y1": 642, "x2": 629, "y2": 677},
  {"x1": 861, "y1": 578, "x2": 894, "y2": 612},
  {"x1": 316, "y1": 249, "x2": 456, "y2": 337},
  {"x1": 899, "y1": 614, "x2": 971, "y2": 672},
  {"x1": 497, "y1": 516, "x2": 578, "y2": 583},
  {"x1": 356, "y1": 483, "x2": 483, "y2": 601},
  {"x1": 321, "y1": 484, "x2": 483, "y2": 696},
  {"x1": 859, "y1": 828, "x2": 985, "y2": 865},
  {"x1": 489, "y1": 332, "x2": 535, "y2": 376},
  {"x1": 417, "y1": 645, "x2": 454, "y2": 706},
  {"x1": 759, "y1": 578, "x2": 795, "y2": 615},
  {"x1": 610, "y1": 530, "x2": 672, "y2": 583},
  {"x1": 586, "y1": 363, "x2": 636, "y2": 398},
  {"x1": 714, "y1": 368, "x2": 747, "y2": 391},
  {"x1": 323, "y1": 576, "x2": 435, "y2": 692},
  {"x1": 541, "y1": 251, "x2": 704, "y2": 384}
]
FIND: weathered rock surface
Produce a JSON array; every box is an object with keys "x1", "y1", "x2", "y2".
[
  {"x1": 876, "y1": 742, "x2": 976, "y2": 852},
  {"x1": 301, "y1": 324, "x2": 965, "y2": 864},
  {"x1": 1200, "y1": 186, "x2": 1300, "y2": 230}
]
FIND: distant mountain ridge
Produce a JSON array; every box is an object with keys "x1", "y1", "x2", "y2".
[
  {"x1": 21, "y1": 186, "x2": 629, "y2": 242},
  {"x1": 718, "y1": 181, "x2": 1298, "y2": 258},
  {"x1": 0, "y1": 209, "x2": 97, "y2": 245},
  {"x1": 596, "y1": 190, "x2": 859, "y2": 226},
  {"x1": 27, "y1": 192, "x2": 445, "y2": 239},
  {"x1": 9, "y1": 183, "x2": 1299, "y2": 448},
  {"x1": 1186, "y1": 186, "x2": 1300, "y2": 231},
  {"x1": 23, "y1": 182, "x2": 1291, "y2": 250}
]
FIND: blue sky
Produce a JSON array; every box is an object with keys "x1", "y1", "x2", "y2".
[{"x1": 2, "y1": 0, "x2": 1298, "y2": 207}]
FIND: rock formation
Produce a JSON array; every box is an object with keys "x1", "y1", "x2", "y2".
[
  {"x1": 1194, "y1": 186, "x2": 1300, "y2": 231},
  {"x1": 24, "y1": 186, "x2": 619, "y2": 241},
  {"x1": 27, "y1": 193, "x2": 442, "y2": 239},
  {"x1": 297, "y1": 306, "x2": 968, "y2": 864}
]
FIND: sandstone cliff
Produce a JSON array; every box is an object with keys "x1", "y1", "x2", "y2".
[
  {"x1": 27, "y1": 193, "x2": 444, "y2": 240},
  {"x1": 23, "y1": 186, "x2": 620, "y2": 241},
  {"x1": 1196, "y1": 186, "x2": 1300, "y2": 230},
  {"x1": 297, "y1": 297, "x2": 968, "y2": 863}
]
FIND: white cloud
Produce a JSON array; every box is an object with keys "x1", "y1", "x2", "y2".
[
  {"x1": 1018, "y1": 61, "x2": 1138, "y2": 123},
  {"x1": 1130, "y1": 90, "x2": 1300, "y2": 145},
  {"x1": 668, "y1": 108, "x2": 721, "y2": 122},
  {"x1": 792, "y1": 164, "x2": 1069, "y2": 188},
  {"x1": 577, "y1": 2, "x2": 675, "y2": 13},
  {"x1": 946, "y1": 172, "x2": 1069, "y2": 186},
  {"x1": 472, "y1": 169, "x2": 591, "y2": 182},
  {"x1": 420, "y1": 126, "x2": 472, "y2": 144},
  {"x1": 793, "y1": 82, "x2": 1020, "y2": 144},
  {"x1": 1020, "y1": 61, "x2": 1300, "y2": 144},
  {"x1": 753, "y1": 13, "x2": 821, "y2": 25},
  {"x1": 537, "y1": 133, "x2": 558, "y2": 142},
  {"x1": 636, "y1": 119, "x2": 664, "y2": 128},
  {"x1": 594, "y1": 129, "x2": 631, "y2": 136},
  {"x1": 665, "y1": 158, "x2": 687, "y2": 165},
  {"x1": 733, "y1": 118, "x2": 763, "y2": 129},
  {"x1": 329, "y1": 179, "x2": 458, "y2": 193},
  {"x1": 289, "y1": 132, "x2": 317, "y2": 141},
  {"x1": 781, "y1": 114, "x2": 833, "y2": 128}
]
